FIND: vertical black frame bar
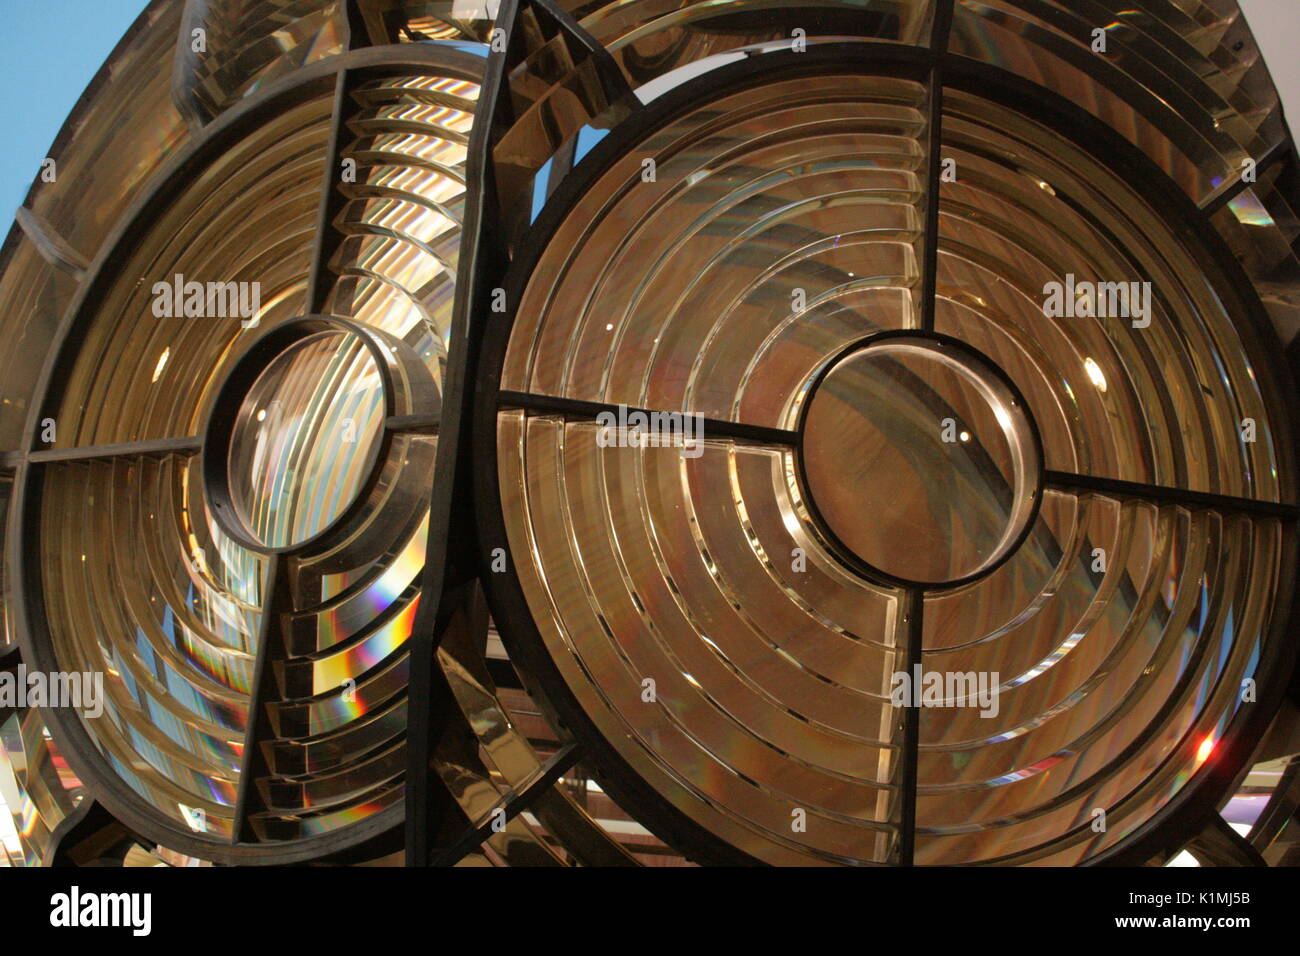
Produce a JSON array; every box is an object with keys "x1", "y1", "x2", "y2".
[
  {"x1": 404, "y1": 0, "x2": 524, "y2": 866},
  {"x1": 897, "y1": 587, "x2": 924, "y2": 865},
  {"x1": 918, "y1": 0, "x2": 954, "y2": 333}
]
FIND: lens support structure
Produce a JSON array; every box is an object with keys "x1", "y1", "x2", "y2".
[
  {"x1": 4, "y1": 0, "x2": 1298, "y2": 867},
  {"x1": 465, "y1": 20, "x2": 1300, "y2": 866}
]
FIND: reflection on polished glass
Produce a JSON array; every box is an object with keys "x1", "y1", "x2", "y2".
[
  {"x1": 229, "y1": 330, "x2": 386, "y2": 549},
  {"x1": 800, "y1": 337, "x2": 1039, "y2": 584}
]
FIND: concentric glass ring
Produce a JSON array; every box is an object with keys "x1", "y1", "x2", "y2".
[{"x1": 481, "y1": 54, "x2": 1298, "y2": 866}]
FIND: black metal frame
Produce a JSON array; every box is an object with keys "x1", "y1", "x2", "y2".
[{"x1": 401, "y1": 0, "x2": 524, "y2": 867}]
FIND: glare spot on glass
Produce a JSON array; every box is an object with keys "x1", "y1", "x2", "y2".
[
  {"x1": 1196, "y1": 734, "x2": 1215, "y2": 764},
  {"x1": 1084, "y1": 357, "x2": 1107, "y2": 392},
  {"x1": 450, "y1": 1, "x2": 495, "y2": 21},
  {"x1": 605, "y1": 323, "x2": 614, "y2": 331},
  {"x1": 959, "y1": 430, "x2": 971, "y2": 442},
  {"x1": 1037, "y1": 180, "x2": 1056, "y2": 196},
  {"x1": 256, "y1": 408, "x2": 267, "y2": 422},
  {"x1": 1228, "y1": 192, "x2": 1275, "y2": 227},
  {"x1": 152, "y1": 347, "x2": 170, "y2": 383}
]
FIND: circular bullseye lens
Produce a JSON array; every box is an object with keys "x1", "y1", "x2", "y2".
[
  {"x1": 228, "y1": 329, "x2": 386, "y2": 549},
  {"x1": 800, "y1": 337, "x2": 1040, "y2": 584}
]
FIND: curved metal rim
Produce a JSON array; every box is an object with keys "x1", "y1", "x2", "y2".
[
  {"x1": 0, "y1": 0, "x2": 173, "y2": 279},
  {"x1": 9, "y1": 42, "x2": 485, "y2": 865},
  {"x1": 791, "y1": 328, "x2": 1048, "y2": 591},
  {"x1": 201, "y1": 314, "x2": 421, "y2": 556},
  {"x1": 471, "y1": 41, "x2": 1300, "y2": 867}
]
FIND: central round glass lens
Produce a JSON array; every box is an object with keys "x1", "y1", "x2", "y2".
[
  {"x1": 800, "y1": 337, "x2": 1039, "y2": 584},
  {"x1": 228, "y1": 329, "x2": 386, "y2": 549}
]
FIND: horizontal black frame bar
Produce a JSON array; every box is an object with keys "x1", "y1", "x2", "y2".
[
  {"x1": 29, "y1": 436, "x2": 203, "y2": 462},
  {"x1": 1044, "y1": 470, "x2": 1300, "y2": 520},
  {"x1": 497, "y1": 390, "x2": 800, "y2": 446},
  {"x1": 385, "y1": 413, "x2": 440, "y2": 433}
]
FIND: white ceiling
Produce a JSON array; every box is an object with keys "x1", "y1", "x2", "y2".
[{"x1": 1238, "y1": 0, "x2": 1300, "y2": 135}]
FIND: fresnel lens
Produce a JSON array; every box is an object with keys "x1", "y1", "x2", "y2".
[{"x1": 1, "y1": 0, "x2": 1298, "y2": 868}]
